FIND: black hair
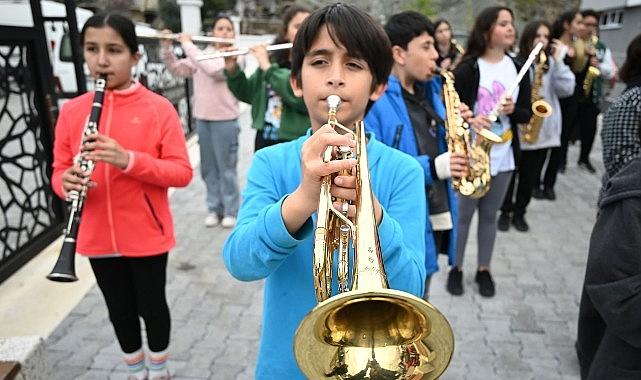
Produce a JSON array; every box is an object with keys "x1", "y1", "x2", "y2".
[
  {"x1": 81, "y1": 11, "x2": 138, "y2": 54},
  {"x1": 434, "y1": 19, "x2": 451, "y2": 33},
  {"x1": 517, "y1": 20, "x2": 551, "y2": 63},
  {"x1": 384, "y1": 11, "x2": 435, "y2": 50},
  {"x1": 272, "y1": 4, "x2": 311, "y2": 67},
  {"x1": 291, "y1": 3, "x2": 392, "y2": 93},
  {"x1": 619, "y1": 33, "x2": 641, "y2": 84},
  {"x1": 581, "y1": 9, "x2": 600, "y2": 21},
  {"x1": 461, "y1": 6, "x2": 513, "y2": 63},
  {"x1": 551, "y1": 10, "x2": 579, "y2": 40}
]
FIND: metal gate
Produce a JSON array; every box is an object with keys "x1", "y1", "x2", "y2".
[{"x1": 0, "y1": 1, "x2": 64, "y2": 283}]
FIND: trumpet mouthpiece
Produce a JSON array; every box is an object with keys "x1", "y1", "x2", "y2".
[{"x1": 327, "y1": 95, "x2": 341, "y2": 111}]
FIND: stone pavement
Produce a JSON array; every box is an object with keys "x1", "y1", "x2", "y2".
[{"x1": 41, "y1": 106, "x2": 602, "y2": 379}]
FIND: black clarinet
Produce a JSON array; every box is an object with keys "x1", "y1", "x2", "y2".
[{"x1": 48, "y1": 74, "x2": 107, "y2": 282}]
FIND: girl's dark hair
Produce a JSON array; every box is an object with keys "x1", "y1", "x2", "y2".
[
  {"x1": 461, "y1": 6, "x2": 513, "y2": 62},
  {"x1": 291, "y1": 3, "x2": 392, "y2": 93},
  {"x1": 212, "y1": 16, "x2": 233, "y2": 31},
  {"x1": 272, "y1": 4, "x2": 311, "y2": 67},
  {"x1": 551, "y1": 10, "x2": 578, "y2": 40},
  {"x1": 619, "y1": 33, "x2": 641, "y2": 84},
  {"x1": 517, "y1": 20, "x2": 551, "y2": 63},
  {"x1": 81, "y1": 11, "x2": 138, "y2": 54},
  {"x1": 384, "y1": 11, "x2": 435, "y2": 49},
  {"x1": 434, "y1": 19, "x2": 451, "y2": 36}
]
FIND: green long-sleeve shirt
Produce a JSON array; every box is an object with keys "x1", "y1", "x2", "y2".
[{"x1": 225, "y1": 63, "x2": 310, "y2": 141}]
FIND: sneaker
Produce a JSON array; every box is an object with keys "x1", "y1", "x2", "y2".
[
  {"x1": 446, "y1": 268, "x2": 463, "y2": 296},
  {"x1": 149, "y1": 373, "x2": 170, "y2": 380},
  {"x1": 221, "y1": 216, "x2": 236, "y2": 228},
  {"x1": 475, "y1": 270, "x2": 495, "y2": 297},
  {"x1": 149, "y1": 370, "x2": 170, "y2": 380},
  {"x1": 531, "y1": 188, "x2": 545, "y2": 200},
  {"x1": 512, "y1": 214, "x2": 529, "y2": 232},
  {"x1": 204, "y1": 214, "x2": 219, "y2": 228},
  {"x1": 497, "y1": 212, "x2": 510, "y2": 232},
  {"x1": 578, "y1": 160, "x2": 596, "y2": 174},
  {"x1": 543, "y1": 187, "x2": 556, "y2": 201}
]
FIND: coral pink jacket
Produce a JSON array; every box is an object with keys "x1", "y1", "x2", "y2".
[{"x1": 52, "y1": 82, "x2": 193, "y2": 257}]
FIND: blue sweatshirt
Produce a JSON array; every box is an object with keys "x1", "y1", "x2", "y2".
[
  {"x1": 222, "y1": 130, "x2": 427, "y2": 379},
  {"x1": 365, "y1": 75, "x2": 458, "y2": 274}
]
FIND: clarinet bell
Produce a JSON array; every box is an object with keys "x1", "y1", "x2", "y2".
[{"x1": 47, "y1": 238, "x2": 78, "y2": 282}]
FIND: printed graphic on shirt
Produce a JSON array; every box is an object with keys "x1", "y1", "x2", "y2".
[
  {"x1": 263, "y1": 86, "x2": 282, "y2": 141},
  {"x1": 476, "y1": 81, "x2": 508, "y2": 136}
]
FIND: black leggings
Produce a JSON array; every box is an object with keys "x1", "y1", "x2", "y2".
[{"x1": 90, "y1": 254, "x2": 171, "y2": 353}]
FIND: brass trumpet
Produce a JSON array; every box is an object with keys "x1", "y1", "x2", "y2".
[{"x1": 294, "y1": 95, "x2": 454, "y2": 379}]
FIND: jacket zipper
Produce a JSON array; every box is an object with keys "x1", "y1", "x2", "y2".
[{"x1": 104, "y1": 92, "x2": 119, "y2": 253}]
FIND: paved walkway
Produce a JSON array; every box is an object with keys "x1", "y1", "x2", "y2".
[{"x1": 41, "y1": 108, "x2": 602, "y2": 379}]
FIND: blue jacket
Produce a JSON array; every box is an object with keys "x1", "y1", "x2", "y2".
[
  {"x1": 222, "y1": 131, "x2": 427, "y2": 379},
  {"x1": 365, "y1": 75, "x2": 458, "y2": 274}
]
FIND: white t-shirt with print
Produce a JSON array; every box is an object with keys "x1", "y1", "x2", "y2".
[{"x1": 475, "y1": 56, "x2": 519, "y2": 175}]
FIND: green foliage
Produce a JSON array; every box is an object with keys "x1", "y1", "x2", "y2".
[
  {"x1": 202, "y1": 0, "x2": 236, "y2": 31},
  {"x1": 158, "y1": 0, "x2": 181, "y2": 32},
  {"x1": 404, "y1": 0, "x2": 437, "y2": 17}
]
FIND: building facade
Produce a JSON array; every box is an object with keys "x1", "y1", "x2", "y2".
[{"x1": 582, "y1": 0, "x2": 641, "y2": 65}]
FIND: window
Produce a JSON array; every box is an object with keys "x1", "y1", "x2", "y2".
[
  {"x1": 59, "y1": 33, "x2": 73, "y2": 62},
  {"x1": 600, "y1": 10, "x2": 624, "y2": 30}
]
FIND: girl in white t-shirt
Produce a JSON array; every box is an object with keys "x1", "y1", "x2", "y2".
[{"x1": 449, "y1": 6, "x2": 533, "y2": 297}]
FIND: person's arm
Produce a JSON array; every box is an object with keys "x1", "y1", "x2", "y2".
[
  {"x1": 265, "y1": 65, "x2": 308, "y2": 113},
  {"x1": 510, "y1": 66, "x2": 533, "y2": 124},
  {"x1": 182, "y1": 42, "x2": 226, "y2": 80},
  {"x1": 585, "y1": 199, "x2": 641, "y2": 347},
  {"x1": 224, "y1": 127, "x2": 356, "y2": 281},
  {"x1": 376, "y1": 157, "x2": 427, "y2": 296},
  {"x1": 598, "y1": 48, "x2": 616, "y2": 81},
  {"x1": 51, "y1": 108, "x2": 74, "y2": 199},
  {"x1": 225, "y1": 64, "x2": 262, "y2": 104},
  {"x1": 161, "y1": 44, "x2": 196, "y2": 78},
  {"x1": 121, "y1": 99, "x2": 192, "y2": 188},
  {"x1": 222, "y1": 151, "x2": 311, "y2": 281},
  {"x1": 550, "y1": 58, "x2": 576, "y2": 98}
]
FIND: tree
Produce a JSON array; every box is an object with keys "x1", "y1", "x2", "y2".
[
  {"x1": 503, "y1": 0, "x2": 581, "y2": 22},
  {"x1": 158, "y1": 0, "x2": 181, "y2": 32},
  {"x1": 202, "y1": 0, "x2": 237, "y2": 31},
  {"x1": 405, "y1": 0, "x2": 437, "y2": 17}
]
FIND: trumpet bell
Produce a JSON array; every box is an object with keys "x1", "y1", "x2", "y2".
[{"x1": 294, "y1": 289, "x2": 454, "y2": 379}]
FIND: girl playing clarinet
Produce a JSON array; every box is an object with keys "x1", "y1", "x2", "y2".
[{"x1": 51, "y1": 11, "x2": 192, "y2": 380}]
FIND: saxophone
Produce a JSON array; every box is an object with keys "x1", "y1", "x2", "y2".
[
  {"x1": 520, "y1": 50, "x2": 552, "y2": 144},
  {"x1": 440, "y1": 69, "x2": 502, "y2": 198},
  {"x1": 582, "y1": 34, "x2": 601, "y2": 98}
]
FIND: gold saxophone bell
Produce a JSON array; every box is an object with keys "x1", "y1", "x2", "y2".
[
  {"x1": 294, "y1": 95, "x2": 454, "y2": 379},
  {"x1": 521, "y1": 51, "x2": 553, "y2": 144}
]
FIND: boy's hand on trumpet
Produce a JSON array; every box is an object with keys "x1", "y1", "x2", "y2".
[{"x1": 282, "y1": 125, "x2": 359, "y2": 233}]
